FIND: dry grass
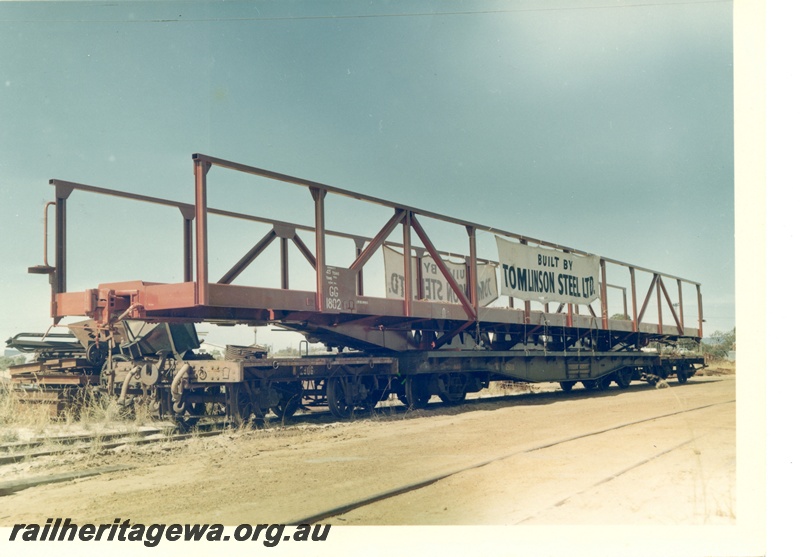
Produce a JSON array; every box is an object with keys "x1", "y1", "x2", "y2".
[
  {"x1": 0, "y1": 380, "x2": 53, "y2": 438},
  {"x1": 0, "y1": 380, "x2": 150, "y2": 447},
  {"x1": 697, "y1": 360, "x2": 736, "y2": 376}
]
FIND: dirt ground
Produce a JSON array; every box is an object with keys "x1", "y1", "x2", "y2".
[{"x1": 1, "y1": 372, "x2": 736, "y2": 528}]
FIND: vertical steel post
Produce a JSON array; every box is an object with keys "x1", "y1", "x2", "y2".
[
  {"x1": 656, "y1": 276, "x2": 663, "y2": 334},
  {"x1": 629, "y1": 267, "x2": 638, "y2": 333},
  {"x1": 281, "y1": 237, "x2": 290, "y2": 289},
  {"x1": 193, "y1": 158, "x2": 211, "y2": 306},
  {"x1": 180, "y1": 206, "x2": 195, "y2": 283},
  {"x1": 622, "y1": 289, "x2": 629, "y2": 319},
  {"x1": 183, "y1": 219, "x2": 193, "y2": 282},
  {"x1": 467, "y1": 226, "x2": 478, "y2": 311},
  {"x1": 567, "y1": 303, "x2": 573, "y2": 327},
  {"x1": 54, "y1": 192, "x2": 69, "y2": 295},
  {"x1": 519, "y1": 239, "x2": 530, "y2": 323},
  {"x1": 415, "y1": 252, "x2": 423, "y2": 302},
  {"x1": 403, "y1": 213, "x2": 413, "y2": 316},
  {"x1": 310, "y1": 187, "x2": 327, "y2": 311},
  {"x1": 42, "y1": 202, "x2": 55, "y2": 267},
  {"x1": 600, "y1": 259, "x2": 609, "y2": 329},
  {"x1": 696, "y1": 284, "x2": 704, "y2": 338},
  {"x1": 354, "y1": 240, "x2": 365, "y2": 296},
  {"x1": 677, "y1": 279, "x2": 685, "y2": 330}
]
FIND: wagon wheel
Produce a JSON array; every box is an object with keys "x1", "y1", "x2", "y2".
[
  {"x1": 271, "y1": 382, "x2": 302, "y2": 419},
  {"x1": 439, "y1": 374, "x2": 468, "y2": 405},
  {"x1": 366, "y1": 382, "x2": 391, "y2": 409},
  {"x1": 581, "y1": 379, "x2": 597, "y2": 390},
  {"x1": 403, "y1": 376, "x2": 431, "y2": 409},
  {"x1": 615, "y1": 368, "x2": 634, "y2": 389},
  {"x1": 85, "y1": 342, "x2": 108, "y2": 368},
  {"x1": 559, "y1": 381, "x2": 576, "y2": 392},
  {"x1": 676, "y1": 364, "x2": 689, "y2": 384},
  {"x1": 596, "y1": 375, "x2": 613, "y2": 391},
  {"x1": 327, "y1": 377, "x2": 353, "y2": 419},
  {"x1": 439, "y1": 388, "x2": 467, "y2": 405},
  {"x1": 272, "y1": 396, "x2": 300, "y2": 419},
  {"x1": 227, "y1": 383, "x2": 259, "y2": 425}
]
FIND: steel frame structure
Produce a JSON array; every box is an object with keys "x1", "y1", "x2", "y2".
[{"x1": 34, "y1": 153, "x2": 703, "y2": 353}]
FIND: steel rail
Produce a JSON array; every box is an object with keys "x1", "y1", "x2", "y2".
[{"x1": 0, "y1": 426, "x2": 227, "y2": 467}]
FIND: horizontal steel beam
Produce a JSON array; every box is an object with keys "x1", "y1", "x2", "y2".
[{"x1": 192, "y1": 153, "x2": 701, "y2": 286}]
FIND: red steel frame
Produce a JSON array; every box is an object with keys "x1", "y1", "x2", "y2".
[{"x1": 37, "y1": 154, "x2": 703, "y2": 351}]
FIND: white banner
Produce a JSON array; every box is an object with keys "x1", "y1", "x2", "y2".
[
  {"x1": 383, "y1": 246, "x2": 498, "y2": 307},
  {"x1": 495, "y1": 236, "x2": 600, "y2": 305}
]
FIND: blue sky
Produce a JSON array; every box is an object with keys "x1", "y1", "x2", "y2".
[{"x1": 0, "y1": 0, "x2": 735, "y2": 349}]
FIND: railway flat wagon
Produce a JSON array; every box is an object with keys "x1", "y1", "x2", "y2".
[{"x1": 8, "y1": 154, "x2": 705, "y2": 423}]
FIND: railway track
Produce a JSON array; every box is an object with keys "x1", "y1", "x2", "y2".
[
  {"x1": 0, "y1": 378, "x2": 722, "y2": 504},
  {"x1": 0, "y1": 423, "x2": 228, "y2": 467},
  {"x1": 0, "y1": 423, "x2": 233, "y2": 497},
  {"x1": 0, "y1": 378, "x2": 696, "y2": 470},
  {"x1": 285, "y1": 398, "x2": 735, "y2": 524}
]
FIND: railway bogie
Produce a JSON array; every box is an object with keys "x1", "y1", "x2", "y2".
[{"x1": 7, "y1": 327, "x2": 705, "y2": 426}]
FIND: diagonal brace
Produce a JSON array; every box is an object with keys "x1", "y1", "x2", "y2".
[
  {"x1": 409, "y1": 214, "x2": 477, "y2": 321},
  {"x1": 349, "y1": 209, "x2": 407, "y2": 273},
  {"x1": 219, "y1": 229, "x2": 277, "y2": 284},
  {"x1": 658, "y1": 277, "x2": 684, "y2": 335},
  {"x1": 637, "y1": 274, "x2": 659, "y2": 326}
]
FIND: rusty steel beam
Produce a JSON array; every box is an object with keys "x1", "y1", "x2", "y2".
[
  {"x1": 53, "y1": 185, "x2": 73, "y2": 296},
  {"x1": 281, "y1": 237, "x2": 290, "y2": 289},
  {"x1": 292, "y1": 233, "x2": 316, "y2": 270},
  {"x1": 433, "y1": 320, "x2": 475, "y2": 350},
  {"x1": 629, "y1": 267, "x2": 639, "y2": 332},
  {"x1": 42, "y1": 180, "x2": 553, "y2": 277},
  {"x1": 310, "y1": 188, "x2": 327, "y2": 311},
  {"x1": 218, "y1": 229, "x2": 278, "y2": 285},
  {"x1": 414, "y1": 252, "x2": 424, "y2": 309},
  {"x1": 600, "y1": 259, "x2": 609, "y2": 329},
  {"x1": 677, "y1": 279, "x2": 685, "y2": 330},
  {"x1": 519, "y1": 238, "x2": 531, "y2": 323},
  {"x1": 467, "y1": 226, "x2": 478, "y2": 312},
  {"x1": 656, "y1": 277, "x2": 663, "y2": 334},
  {"x1": 696, "y1": 284, "x2": 704, "y2": 338},
  {"x1": 41, "y1": 201, "x2": 55, "y2": 268},
  {"x1": 354, "y1": 241, "x2": 364, "y2": 296},
  {"x1": 193, "y1": 158, "x2": 211, "y2": 306},
  {"x1": 180, "y1": 206, "x2": 195, "y2": 283},
  {"x1": 637, "y1": 274, "x2": 659, "y2": 328},
  {"x1": 191, "y1": 153, "x2": 700, "y2": 286},
  {"x1": 409, "y1": 214, "x2": 476, "y2": 322},
  {"x1": 658, "y1": 277, "x2": 684, "y2": 336},
  {"x1": 403, "y1": 214, "x2": 413, "y2": 317},
  {"x1": 349, "y1": 208, "x2": 406, "y2": 273}
]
